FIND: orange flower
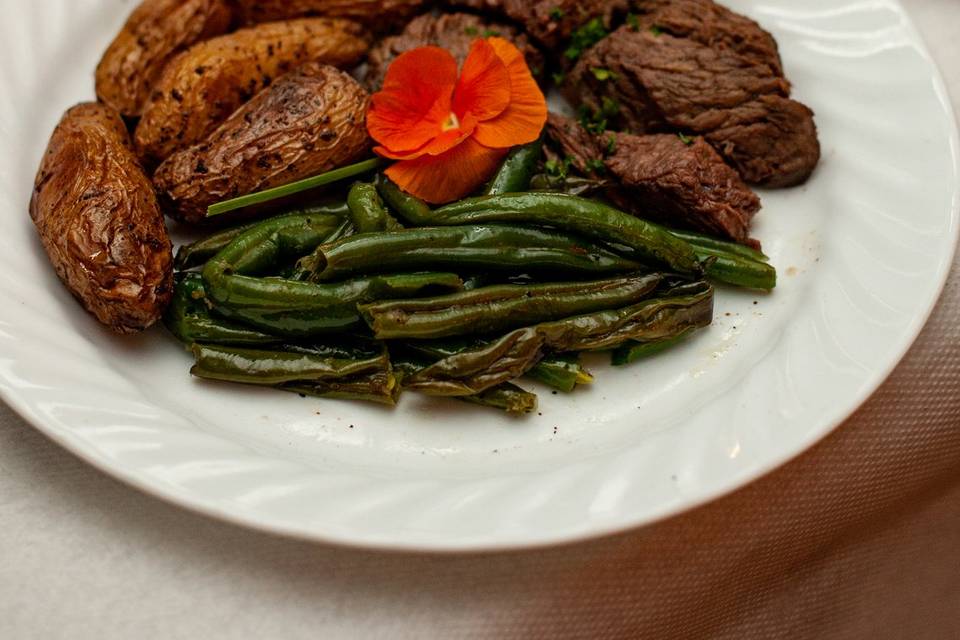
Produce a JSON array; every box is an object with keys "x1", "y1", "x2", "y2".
[{"x1": 367, "y1": 38, "x2": 548, "y2": 204}]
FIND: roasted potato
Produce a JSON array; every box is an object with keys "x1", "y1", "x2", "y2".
[
  {"x1": 134, "y1": 18, "x2": 370, "y2": 166},
  {"x1": 234, "y1": 0, "x2": 426, "y2": 27},
  {"x1": 31, "y1": 103, "x2": 174, "y2": 334},
  {"x1": 95, "y1": 0, "x2": 233, "y2": 118},
  {"x1": 154, "y1": 63, "x2": 371, "y2": 224}
]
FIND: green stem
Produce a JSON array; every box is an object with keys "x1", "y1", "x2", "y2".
[{"x1": 206, "y1": 158, "x2": 384, "y2": 218}]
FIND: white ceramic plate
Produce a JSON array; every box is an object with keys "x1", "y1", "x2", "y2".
[{"x1": 0, "y1": 0, "x2": 957, "y2": 552}]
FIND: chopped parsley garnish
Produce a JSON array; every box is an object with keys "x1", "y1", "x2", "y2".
[
  {"x1": 550, "y1": 7, "x2": 565, "y2": 20},
  {"x1": 605, "y1": 135, "x2": 617, "y2": 155},
  {"x1": 626, "y1": 12, "x2": 641, "y2": 31},
  {"x1": 650, "y1": 25, "x2": 663, "y2": 36},
  {"x1": 590, "y1": 68, "x2": 618, "y2": 82},
  {"x1": 464, "y1": 26, "x2": 479, "y2": 36},
  {"x1": 545, "y1": 157, "x2": 574, "y2": 179},
  {"x1": 544, "y1": 156, "x2": 573, "y2": 180},
  {"x1": 585, "y1": 158, "x2": 606, "y2": 174},
  {"x1": 678, "y1": 132, "x2": 694, "y2": 146},
  {"x1": 579, "y1": 97, "x2": 620, "y2": 135},
  {"x1": 482, "y1": 29, "x2": 501, "y2": 38},
  {"x1": 552, "y1": 72, "x2": 566, "y2": 86},
  {"x1": 564, "y1": 18, "x2": 608, "y2": 61}
]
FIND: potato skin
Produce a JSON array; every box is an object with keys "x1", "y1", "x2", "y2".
[
  {"x1": 31, "y1": 103, "x2": 174, "y2": 334},
  {"x1": 95, "y1": 0, "x2": 233, "y2": 118},
  {"x1": 234, "y1": 0, "x2": 426, "y2": 27},
  {"x1": 154, "y1": 63, "x2": 371, "y2": 224},
  {"x1": 134, "y1": 18, "x2": 370, "y2": 166}
]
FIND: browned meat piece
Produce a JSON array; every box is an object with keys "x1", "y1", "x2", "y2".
[
  {"x1": 234, "y1": 0, "x2": 426, "y2": 29},
  {"x1": 701, "y1": 94, "x2": 820, "y2": 191},
  {"x1": 545, "y1": 113, "x2": 605, "y2": 172},
  {"x1": 154, "y1": 63, "x2": 371, "y2": 225},
  {"x1": 31, "y1": 103, "x2": 174, "y2": 333},
  {"x1": 447, "y1": 0, "x2": 627, "y2": 50},
  {"x1": 607, "y1": 134, "x2": 762, "y2": 247},
  {"x1": 547, "y1": 114, "x2": 761, "y2": 247},
  {"x1": 566, "y1": 26, "x2": 819, "y2": 187},
  {"x1": 630, "y1": 0, "x2": 784, "y2": 76},
  {"x1": 365, "y1": 12, "x2": 545, "y2": 90}
]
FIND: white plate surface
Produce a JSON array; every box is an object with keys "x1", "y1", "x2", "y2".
[{"x1": 0, "y1": 0, "x2": 957, "y2": 552}]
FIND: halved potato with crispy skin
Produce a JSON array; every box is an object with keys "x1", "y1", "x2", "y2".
[
  {"x1": 134, "y1": 18, "x2": 369, "y2": 166},
  {"x1": 95, "y1": 0, "x2": 233, "y2": 118},
  {"x1": 31, "y1": 103, "x2": 174, "y2": 334},
  {"x1": 234, "y1": 0, "x2": 426, "y2": 27},
  {"x1": 154, "y1": 63, "x2": 371, "y2": 224}
]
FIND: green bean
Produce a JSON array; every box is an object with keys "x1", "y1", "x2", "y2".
[
  {"x1": 164, "y1": 274, "x2": 279, "y2": 346},
  {"x1": 205, "y1": 271, "x2": 465, "y2": 338},
  {"x1": 404, "y1": 283, "x2": 714, "y2": 396},
  {"x1": 288, "y1": 220, "x2": 356, "y2": 281},
  {"x1": 203, "y1": 212, "x2": 344, "y2": 279},
  {"x1": 203, "y1": 213, "x2": 463, "y2": 336},
  {"x1": 190, "y1": 343, "x2": 390, "y2": 386},
  {"x1": 284, "y1": 371, "x2": 401, "y2": 406},
  {"x1": 304, "y1": 225, "x2": 642, "y2": 282},
  {"x1": 175, "y1": 222, "x2": 262, "y2": 272},
  {"x1": 360, "y1": 274, "x2": 663, "y2": 340},
  {"x1": 460, "y1": 383, "x2": 538, "y2": 415},
  {"x1": 347, "y1": 182, "x2": 404, "y2": 233},
  {"x1": 658, "y1": 230, "x2": 776, "y2": 290},
  {"x1": 375, "y1": 173, "x2": 434, "y2": 226},
  {"x1": 528, "y1": 352, "x2": 593, "y2": 392},
  {"x1": 377, "y1": 178, "x2": 702, "y2": 276},
  {"x1": 174, "y1": 202, "x2": 350, "y2": 270},
  {"x1": 611, "y1": 328, "x2": 697, "y2": 366},
  {"x1": 282, "y1": 338, "x2": 388, "y2": 361},
  {"x1": 402, "y1": 340, "x2": 592, "y2": 393},
  {"x1": 390, "y1": 351, "x2": 537, "y2": 415},
  {"x1": 425, "y1": 193, "x2": 701, "y2": 274},
  {"x1": 696, "y1": 251, "x2": 777, "y2": 291},
  {"x1": 541, "y1": 281, "x2": 713, "y2": 351},
  {"x1": 485, "y1": 140, "x2": 543, "y2": 195},
  {"x1": 670, "y1": 230, "x2": 770, "y2": 262}
]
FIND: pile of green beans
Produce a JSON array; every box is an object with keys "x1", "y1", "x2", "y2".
[
  {"x1": 403, "y1": 283, "x2": 715, "y2": 396},
  {"x1": 167, "y1": 148, "x2": 774, "y2": 416}
]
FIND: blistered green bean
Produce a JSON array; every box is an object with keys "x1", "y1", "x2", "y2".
[
  {"x1": 485, "y1": 139, "x2": 543, "y2": 195},
  {"x1": 190, "y1": 343, "x2": 389, "y2": 386},
  {"x1": 175, "y1": 202, "x2": 350, "y2": 270},
  {"x1": 305, "y1": 225, "x2": 642, "y2": 282},
  {"x1": 347, "y1": 182, "x2": 404, "y2": 233},
  {"x1": 164, "y1": 274, "x2": 278, "y2": 346},
  {"x1": 360, "y1": 274, "x2": 663, "y2": 340},
  {"x1": 429, "y1": 193, "x2": 701, "y2": 274},
  {"x1": 405, "y1": 283, "x2": 715, "y2": 396}
]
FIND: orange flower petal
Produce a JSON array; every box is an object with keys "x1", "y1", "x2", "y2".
[
  {"x1": 473, "y1": 37, "x2": 548, "y2": 149},
  {"x1": 367, "y1": 47, "x2": 458, "y2": 154},
  {"x1": 418, "y1": 112, "x2": 479, "y2": 156},
  {"x1": 386, "y1": 138, "x2": 509, "y2": 204},
  {"x1": 453, "y1": 39, "x2": 512, "y2": 123},
  {"x1": 373, "y1": 112, "x2": 479, "y2": 161}
]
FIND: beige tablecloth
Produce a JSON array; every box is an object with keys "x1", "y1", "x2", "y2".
[{"x1": 2, "y1": 2, "x2": 959, "y2": 638}]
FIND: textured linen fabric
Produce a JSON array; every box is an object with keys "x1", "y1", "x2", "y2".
[{"x1": 1, "y1": 2, "x2": 958, "y2": 638}]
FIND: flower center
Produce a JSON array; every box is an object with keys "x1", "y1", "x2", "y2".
[{"x1": 441, "y1": 112, "x2": 461, "y2": 132}]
